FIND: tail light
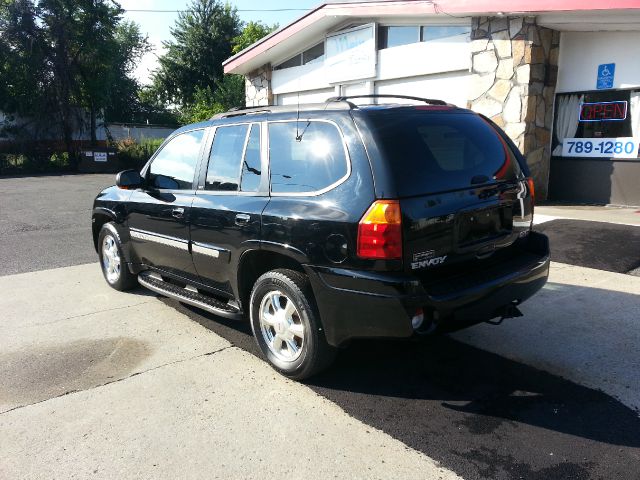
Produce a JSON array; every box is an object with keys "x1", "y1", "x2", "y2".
[
  {"x1": 527, "y1": 177, "x2": 535, "y2": 202},
  {"x1": 526, "y1": 177, "x2": 535, "y2": 216},
  {"x1": 357, "y1": 200, "x2": 402, "y2": 260}
]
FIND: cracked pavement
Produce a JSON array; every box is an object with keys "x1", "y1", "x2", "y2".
[{"x1": 0, "y1": 263, "x2": 461, "y2": 480}]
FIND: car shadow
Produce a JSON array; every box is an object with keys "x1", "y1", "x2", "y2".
[{"x1": 153, "y1": 282, "x2": 640, "y2": 480}]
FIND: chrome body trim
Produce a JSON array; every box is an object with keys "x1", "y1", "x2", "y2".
[
  {"x1": 192, "y1": 242, "x2": 223, "y2": 258},
  {"x1": 129, "y1": 228, "x2": 189, "y2": 251}
]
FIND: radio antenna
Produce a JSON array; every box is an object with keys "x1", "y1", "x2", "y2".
[{"x1": 295, "y1": 91, "x2": 301, "y2": 141}]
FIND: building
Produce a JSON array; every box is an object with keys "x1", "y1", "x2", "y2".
[{"x1": 223, "y1": 0, "x2": 640, "y2": 205}]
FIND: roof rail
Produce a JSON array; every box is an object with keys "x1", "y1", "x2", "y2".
[
  {"x1": 326, "y1": 94, "x2": 448, "y2": 106},
  {"x1": 209, "y1": 107, "x2": 272, "y2": 120}
]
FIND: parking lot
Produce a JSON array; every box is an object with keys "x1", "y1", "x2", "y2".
[{"x1": 1, "y1": 174, "x2": 640, "y2": 479}]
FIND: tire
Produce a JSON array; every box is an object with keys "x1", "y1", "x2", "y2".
[
  {"x1": 249, "y1": 269, "x2": 337, "y2": 380},
  {"x1": 98, "y1": 222, "x2": 138, "y2": 291}
]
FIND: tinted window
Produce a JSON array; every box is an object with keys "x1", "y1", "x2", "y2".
[
  {"x1": 268, "y1": 121, "x2": 348, "y2": 194},
  {"x1": 302, "y1": 42, "x2": 324, "y2": 65},
  {"x1": 553, "y1": 90, "x2": 636, "y2": 156},
  {"x1": 421, "y1": 25, "x2": 470, "y2": 42},
  {"x1": 206, "y1": 124, "x2": 248, "y2": 191},
  {"x1": 367, "y1": 111, "x2": 522, "y2": 196},
  {"x1": 240, "y1": 124, "x2": 261, "y2": 192},
  {"x1": 275, "y1": 54, "x2": 302, "y2": 70},
  {"x1": 148, "y1": 129, "x2": 204, "y2": 190},
  {"x1": 379, "y1": 26, "x2": 420, "y2": 49},
  {"x1": 275, "y1": 43, "x2": 325, "y2": 70}
]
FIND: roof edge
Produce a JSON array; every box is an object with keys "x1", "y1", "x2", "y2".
[{"x1": 224, "y1": 0, "x2": 640, "y2": 75}]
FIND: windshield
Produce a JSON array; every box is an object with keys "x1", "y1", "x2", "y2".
[{"x1": 367, "y1": 110, "x2": 522, "y2": 197}]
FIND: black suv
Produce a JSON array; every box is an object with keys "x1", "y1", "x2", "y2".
[{"x1": 92, "y1": 95, "x2": 550, "y2": 380}]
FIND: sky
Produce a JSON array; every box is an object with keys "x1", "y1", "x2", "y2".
[{"x1": 119, "y1": 0, "x2": 321, "y2": 85}]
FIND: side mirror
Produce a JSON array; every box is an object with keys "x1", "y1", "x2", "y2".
[{"x1": 116, "y1": 169, "x2": 143, "y2": 190}]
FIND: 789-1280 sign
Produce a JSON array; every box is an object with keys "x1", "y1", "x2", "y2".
[{"x1": 562, "y1": 137, "x2": 640, "y2": 159}]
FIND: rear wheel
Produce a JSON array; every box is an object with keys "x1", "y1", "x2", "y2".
[
  {"x1": 98, "y1": 223, "x2": 137, "y2": 291},
  {"x1": 249, "y1": 269, "x2": 337, "y2": 380}
]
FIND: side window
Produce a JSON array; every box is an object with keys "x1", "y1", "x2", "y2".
[
  {"x1": 268, "y1": 121, "x2": 348, "y2": 194},
  {"x1": 148, "y1": 129, "x2": 204, "y2": 190},
  {"x1": 240, "y1": 124, "x2": 262, "y2": 192},
  {"x1": 205, "y1": 124, "x2": 248, "y2": 191}
]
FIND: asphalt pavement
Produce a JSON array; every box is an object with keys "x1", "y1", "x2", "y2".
[
  {"x1": 1, "y1": 174, "x2": 639, "y2": 480},
  {"x1": 535, "y1": 219, "x2": 640, "y2": 273},
  {"x1": 0, "y1": 173, "x2": 115, "y2": 276}
]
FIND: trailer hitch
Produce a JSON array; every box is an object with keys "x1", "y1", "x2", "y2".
[{"x1": 486, "y1": 301, "x2": 523, "y2": 325}]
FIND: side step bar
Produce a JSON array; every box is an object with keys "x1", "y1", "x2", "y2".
[{"x1": 139, "y1": 272, "x2": 243, "y2": 320}]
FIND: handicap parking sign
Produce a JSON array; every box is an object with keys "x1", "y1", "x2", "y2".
[{"x1": 597, "y1": 63, "x2": 615, "y2": 90}]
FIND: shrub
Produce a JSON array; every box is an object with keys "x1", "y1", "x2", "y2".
[
  {"x1": 115, "y1": 137, "x2": 164, "y2": 169},
  {"x1": 49, "y1": 152, "x2": 70, "y2": 169},
  {"x1": 0, "y1": 151, "x2": 74, "y2": 174}
]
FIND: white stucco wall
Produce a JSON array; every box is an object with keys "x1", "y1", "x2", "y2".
[
  {"x1": 556, "y1": 31, "x2": 640, "y2": 93},
  {"x1": 376, "y1": 38, "x2": 470, "y2": 82},
  {"x1": 270, "y1": 32, "x2": 472, "y2": 105},
  {"x1": 276, "y1": 88, "x2": 336, "y2": 105},
  {"x1": 375, "y1": 70, "x2": 471, "y2": 107}
]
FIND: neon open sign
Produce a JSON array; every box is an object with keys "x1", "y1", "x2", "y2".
[{"x1": 579, "y1": 101, "x2": 628, "y2": 122}]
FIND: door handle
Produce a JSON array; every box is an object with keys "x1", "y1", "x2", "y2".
[
  {"x1": 235, "y1": 213, "x2": 251, "y2": 226},
  {"x1": 172, "y1": 207, "x2": 185, "y2": 219}
]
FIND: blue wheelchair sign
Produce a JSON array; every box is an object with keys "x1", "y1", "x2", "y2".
[{"x1": 597, "y1": 63, "x2": 615, "y2": 90}]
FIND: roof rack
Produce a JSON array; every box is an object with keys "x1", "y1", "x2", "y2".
[
  {"x1": 209, "y1": 107, "x2": 272, "y2": 120},
  {"x1": 326, "y1": 94, "x2": 448, "y2": 106}
]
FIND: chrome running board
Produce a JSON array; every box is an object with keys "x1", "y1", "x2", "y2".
[{"x1": 138, "y1": 271, "x2": 243, "y2": 320}]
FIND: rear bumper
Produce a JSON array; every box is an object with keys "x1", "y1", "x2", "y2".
[{"x1": 305, "y1": 232, "x2": 550, "y2": 347}]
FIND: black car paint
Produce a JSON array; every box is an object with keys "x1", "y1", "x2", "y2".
[{"x1": 93, "y1": 105, "x2": 549, "y2": 347}]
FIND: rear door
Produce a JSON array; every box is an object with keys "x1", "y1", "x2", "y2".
[
  {"x1": 365, "y1": 109, "x2": 532, "y2": 273},
  {"x1": 190, "y1": 122, "x2": 269, "y2": 297},
  {"x1": 127, "y1": 128, "x2": 205, "y2": 279}
]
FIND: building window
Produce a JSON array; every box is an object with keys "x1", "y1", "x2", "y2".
[
  {"x1": 302, "y1": 42, "x2": 324, "y2": 65},
  {"x1": 553, "y1": 89, "x2": 640, "y2": 159},
  {"x1": 274, "y1": 42, "x2": 325, "y2": 70},
  {"x1": 378, "y1": 26, "x2": 420, "y2": 49},
  {"x1": 421, "y1": 25, "x2": 471, "y2": 42},
  {"x1": 378, "y1": 25, "x2": 470, "y2": 49}
]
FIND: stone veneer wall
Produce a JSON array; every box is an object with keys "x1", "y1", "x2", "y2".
[
  {"x1": 245, "y1": 65, "x2": 273, "y2": 107},
  {"x1": 468, "y1": 16, "x2": 560, "y2": 199}
]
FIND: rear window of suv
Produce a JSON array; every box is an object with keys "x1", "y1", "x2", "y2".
[
  {"x1": 268, "y1": 121, "x2": 349, "y2": 194},
  {"x1": 366, "y1": 110, "x2": 522, "y2": 197}
]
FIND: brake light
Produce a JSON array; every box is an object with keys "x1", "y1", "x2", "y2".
[
  {"x1": 357, "y1": 200, "x2": 402, "y2": 260},
  {"x1": 526, "y1": 177, "x2": 535, "y2": 216},
  {"x1": 527, "y1": 177, "x2": 535, "y2": 204}
]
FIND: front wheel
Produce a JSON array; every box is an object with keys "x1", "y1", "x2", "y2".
[
  {"x1": 98, "y1": 222, "x2": 137, "y2": 291},
  {"x1": 249, "y1": 269, "x2": 337, "y2": 380}
]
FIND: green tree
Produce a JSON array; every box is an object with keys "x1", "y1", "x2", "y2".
[
  {"x1": 170, "y1": 19, "x2": 276, "y2": 125},
  {"x1": 149, "y1": 0, "x2": 241, "y2": 108},
  {"x1": 36, "y1": 0, "x2": 126, "y2": 150},
  {"x1": 0, "y1": 0, "x2": 51, "y2": 137},
  {"x1": 179, "y1": 74, "x2": 245, "y2": 124},
  {"x1": 0, "y1": 0, "x2": 154, "y2": 159},
  {"x1": 104, "y1": 21, "x2": 155, "y2": 123},
  {"x1": 231, "y1": 21, "x2": 278, "y2": 54}
]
